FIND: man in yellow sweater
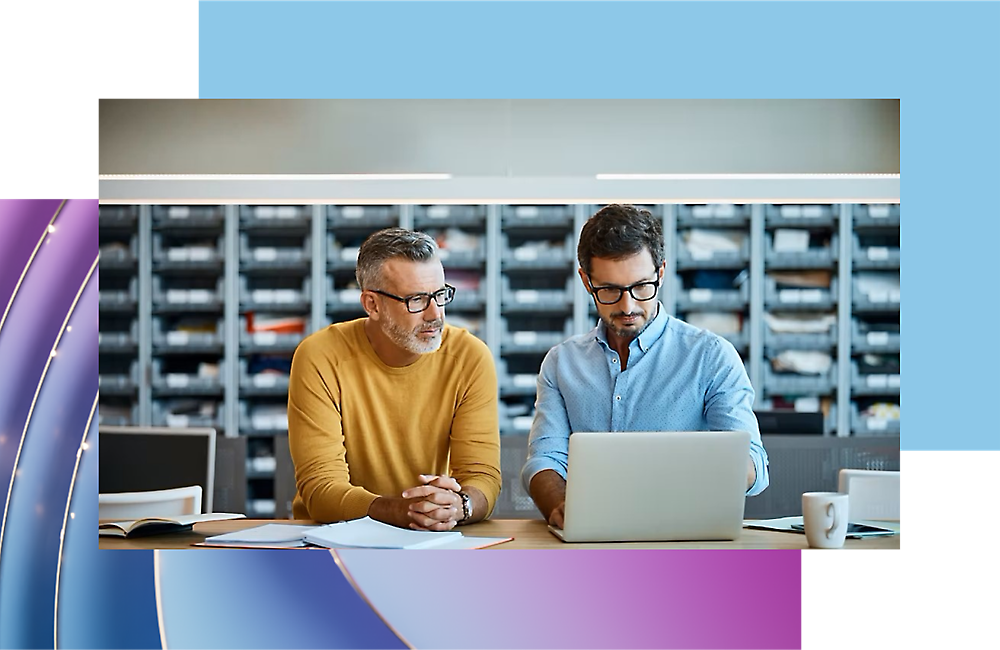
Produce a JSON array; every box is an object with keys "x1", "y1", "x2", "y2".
[{"x1": 287, "y1": 228, "x2": 501, "y2": 530}]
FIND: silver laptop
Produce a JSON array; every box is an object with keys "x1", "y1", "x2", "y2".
[{"x1": 550, "y1": 430, "x2": 751, "y2": 543}]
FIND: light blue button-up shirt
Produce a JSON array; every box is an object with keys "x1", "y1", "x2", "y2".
[{"x1": 521, "y1": 303, "x2": 769, "y2": 496}]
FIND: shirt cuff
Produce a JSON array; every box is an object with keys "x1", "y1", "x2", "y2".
[
  {"x1": 521, "y1": 456, "x2": 567, "y2": 494},
  {"x1": 745, "y1": 445, "x2": 769, "y2": 497}
]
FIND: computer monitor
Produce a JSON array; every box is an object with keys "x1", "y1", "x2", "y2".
[{"x1": 99, "y1": 426, "x2": 217, "y2": 513}]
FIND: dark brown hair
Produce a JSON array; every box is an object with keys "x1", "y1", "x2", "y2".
[{"x1": 577, "y1": 204, "x2": 664, "y2": 273}]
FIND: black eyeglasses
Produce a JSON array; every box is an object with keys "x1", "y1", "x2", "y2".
[
  {"x1": 586, "y1": 274, "x2": 660, "y2": 305},
  {"x1": 369, "y1": 284, "x2": 456, "y2": 313}
]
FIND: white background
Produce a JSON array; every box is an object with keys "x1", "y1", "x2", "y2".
[{"x1": 1, "y1": 2, "x2": 989, "y2": 649}]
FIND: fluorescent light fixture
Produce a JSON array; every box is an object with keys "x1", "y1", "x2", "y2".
[
  {"x1": 98, "y1": 173, "x2": 452, "y2": 181},
  {"x1": 596, "y1": 173, "x2": 900, "y2": 180}
]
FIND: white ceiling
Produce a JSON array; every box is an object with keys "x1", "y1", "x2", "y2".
[{"x1": 99, "y1": 99, "x2": 900, "y2": 176}]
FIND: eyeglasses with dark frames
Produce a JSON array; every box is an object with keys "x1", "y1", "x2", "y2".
[
  {"x1": 586, "y1": 274, "x2": 660, "y2": 305},
  {"x1": 369, "y1": 284, "x2": 456, "y2": 313}
]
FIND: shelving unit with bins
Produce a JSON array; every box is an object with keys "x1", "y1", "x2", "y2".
[
  {"x1": 148, "y1": 206, "x2": 227, "y2": 436},
  {"x1": 497, "y1": 205, "x2": 576, "y2": 436},
  {"x1": 674, "y1": 204, "x2": 752, "y2": 359},
  {"x1": 98, "y1": 205, "x2": 140, "y2": 427},
  {"x1": 849, "y1": 204, "x2": 901, "y2": 436},
  {"x1": 98, "y1": 201, "x2": 899, "y2": 519},
  {"x1": 237, "y1": 205, "x2": 314, "y2": 518}
]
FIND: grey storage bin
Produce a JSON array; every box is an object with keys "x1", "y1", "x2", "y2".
[
  {"x1": 98, "y1": 360, "x2": 139, "y2": 394},
  {"x1": 851, "y1": 403, "x2": 901, "y2": 436},
  {"x1": 763, "y1": 362, "x2": 837, "y2": 396},
  {"x1": 152, "y1": 317, "x2": 224, "y2": 351},
  {"x1": 151, "y1": 358, "x2": 224, "y2": 395},
  {"x1": 325, "y1": 276, "x2": 364, "y2": 315},
  {"x1": 448, "y1": 285, "x2": 485, "y2": 311},
  {"x1": 97, "y1": 403, "x2": 139, "y2": 427},
  {"x1": 765, "y1": 204, "x2": 836, "y2": 227},
  {"x1": 99, "y1": 205, "x2": 138, "y2": 226},
  {"x1": 501, "y1": 205, "x2": 573, "y2": 228},
  {"x1": 152, "y1": 276, "x2": 225, "y2": 311},
  {"x1": 414, "y1": 205, "x2": 486, "y2": 229},
  {"x1": 239, "y1": 359, "x2": 291, "y2": 396},
  {"x1": 765, "y1": 233, "x2": 838, "y2": 269},
  {"x1": 853, "y1": 204, "x2": 900, "y2": 228},
  {"x1": 501, "y1": 233, "x2": 574, "y2": 269},
  {"x1": 496, "y1": 360, "x2": 539, "y2": 397},
  {"x1": 675, "y1": 277, "x2": 749, "y2": 312},
  {"x1": 676, "y1": 234, "x2": 750, "y2": 270},
  {"x1": 501, "y1": 277, "x2": 573, "y2": 313},
  {"x1": 498, "y1": 401, "x2": 535, "y2": 436},
  {"x1": 239, "y1": 400, "x2": 289, "y2": 434},
  {"x1": 851, "y1": 361, "x2": 900, "y2": 396},
  {"x1": 677, "y1": 204, "x2": 749, "y2": 227},
  {"x1": 713, "y1": 321, "x2": 751, "y2": 354},
  {"x1": 852, "y1": 233, "x2": 900, "y2": 270},
  {"x1": 436, "y1": 238, "x2": 486, "y2": 268},
  {"x1": 98, "y1": 320, "x2": 138, "y2": 351},
  {"x1": 239, "y1": 276, "x2": 311, "y2": 311},
  {"x1": 246, "y1": 499, "x2": 277, "y2": 518},
  {"x1": 851, "y1": 319, "x2": 900, "y2": 353},
  {"x1": 240, "y1": 232, "x2": 311, "y2": 268},
  {"x1": 151, "y1": 205, "x2": 225, "y2": 227},
  {"x1": 239, "y1": 317, "x2": 306, "y2": 353},
  {"x1": 852, "y1": 274, "x2": 900, "y2": 312},
  {"x1": 99, "y1": 234, "x2": 137, "y2": 267},
  {"x1": 765, "y1": 320, "x2": 836, "y2": 351},
  {"x1": 328, "y1": 205, "x2": 399, "y2": 228},
  {"x1": 765, "y1": 277, "x2": 837, "y2": 310},
  {"x1": 500, "y1": 318, "x2": 573, "y2": 355},
  {"x1": 152, "y1": 401, "x2": 222, "y2": 428},
  {"x1": 239, "y1": 205, "x2": 312, "y2": 229},
  {"x1": 327, "y1": 232, "x2": 362, "y2": 271},
  {"x1": 153, "y1": 233, "x2": 224, "y2": 266},
  {"x1": 99, "y1": 277, "x2": 138, "y2": 310}
]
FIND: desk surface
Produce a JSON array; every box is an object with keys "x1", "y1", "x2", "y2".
[{"x1": 99, "y1": 518, "x2": 900, "y2": 550}]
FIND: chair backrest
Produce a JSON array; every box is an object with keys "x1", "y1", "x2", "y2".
[
  {"x1": 838, "y1": 469, "x2": 900, "y2": 521},
  {"x1": 99, "y1": 485, "x2": 203, "y2": 521}
]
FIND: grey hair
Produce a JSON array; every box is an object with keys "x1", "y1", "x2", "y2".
[{"x1": 355, "y1": 228, "x2": 439, "y2": 290}]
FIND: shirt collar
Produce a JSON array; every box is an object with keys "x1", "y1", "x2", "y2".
[{"x1": 593, "y1": 301, "x2": 669, "y2": 353}]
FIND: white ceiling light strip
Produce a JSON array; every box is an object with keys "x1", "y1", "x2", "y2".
[
  {"x1": 98, "y1": 174, "x2": 452, "y2": 181},
  {"x1": 596, "y1": 173, "x2": 899, "y2": 181}
]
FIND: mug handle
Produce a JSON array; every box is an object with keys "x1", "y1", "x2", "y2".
[{"x1": 825, "y1": 502, "x2": 839, "y2": 539}]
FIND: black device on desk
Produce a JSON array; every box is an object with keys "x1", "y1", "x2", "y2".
[
  {"x1": 755, "y1": 411, "x2": 824, "y2": 435},
  {"x1": 790, "y1": 522, "x2": 896, "y2": 538}
]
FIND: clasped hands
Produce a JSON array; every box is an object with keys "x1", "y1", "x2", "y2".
[{"x1": 401, "y1": 474, "x2": 463, "y2": 531}]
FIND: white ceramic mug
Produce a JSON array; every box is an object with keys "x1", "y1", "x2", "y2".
[{"x1": 802, "y1": 492, "x2": 849, "y2": 549}]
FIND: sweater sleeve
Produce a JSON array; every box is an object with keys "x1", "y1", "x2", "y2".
[
  {"x1": 287, "y1": 337, "x2": 379, "y2": 522},
  {"x1": 448, "y1": 336, "x2": 502, "y2": 517}
]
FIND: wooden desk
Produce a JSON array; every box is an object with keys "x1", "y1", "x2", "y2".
[{"x1": 99, "y1": 518, "x2": 900, "y2": 550}]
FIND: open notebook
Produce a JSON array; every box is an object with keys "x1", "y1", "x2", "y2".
[{"x1": 198, "y1": 517, "x2": 512, "y2": 549}]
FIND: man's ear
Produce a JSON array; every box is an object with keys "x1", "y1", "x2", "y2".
[
  {"x1": 361, "y1": 291, "x2": 380, "y2": 320},
  {"x1": 577, "y1": 268, "x2": 593, "y2": 294}
]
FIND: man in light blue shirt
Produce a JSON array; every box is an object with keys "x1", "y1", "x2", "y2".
[{"x1": 521, "y1": 204, "x2": 769, "y2": 528}]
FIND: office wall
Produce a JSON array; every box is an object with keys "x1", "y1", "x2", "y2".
[{"x1": 99, "y1": 99, "x2": 900, "y2": 176}]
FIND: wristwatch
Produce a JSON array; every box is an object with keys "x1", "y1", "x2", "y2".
[{"x1": 458, "y1": 491, "x2": 473, "y2": 524}]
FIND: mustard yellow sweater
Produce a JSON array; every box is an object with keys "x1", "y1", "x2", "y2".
[{"x1": 287, "y1": 318, "x2": 501, "y2": 522}]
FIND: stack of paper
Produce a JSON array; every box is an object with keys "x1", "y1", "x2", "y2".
[{"x1": 202, "y1": 524, "x2": 321, "y2": 548}]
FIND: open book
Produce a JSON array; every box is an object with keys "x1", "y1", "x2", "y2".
[{"x1": 99, "y1": 512, "x2": 245, "y2": 538}]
